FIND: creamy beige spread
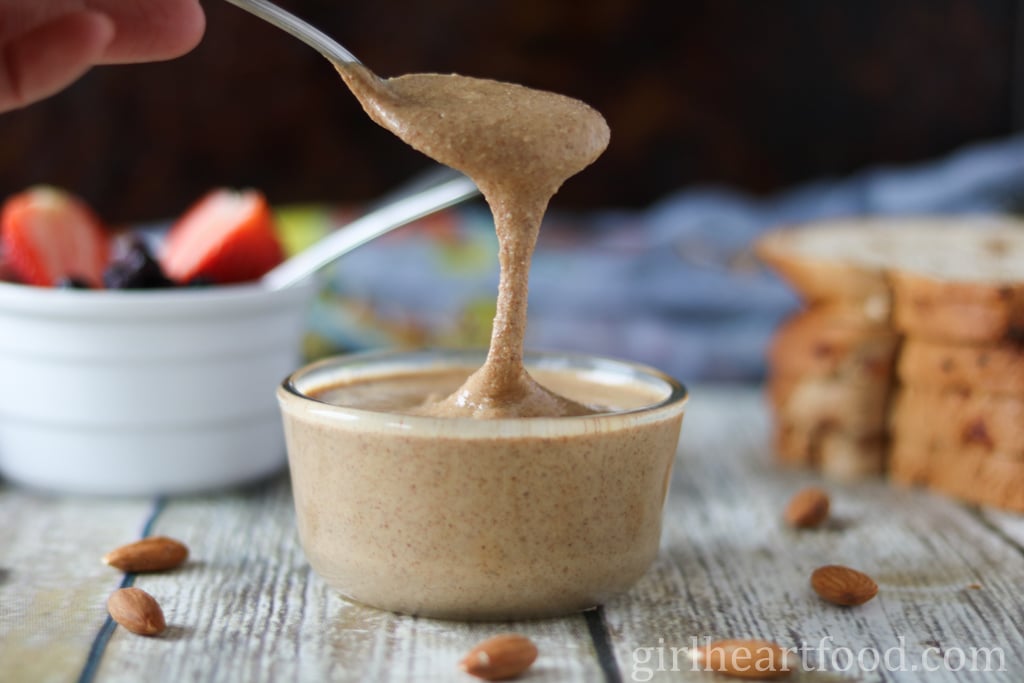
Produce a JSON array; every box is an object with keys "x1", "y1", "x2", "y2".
[
  {"x1": 311, "y1": 366, "x2": 665, "y2": 416},
  {"x1": 336, "y1": 63, "x2": 610, "y2": 418}
]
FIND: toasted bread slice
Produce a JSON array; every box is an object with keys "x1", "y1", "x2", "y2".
[
  {"x1": 769, "y1": 306, "x2": 898, "y2": 380},
  {"x1": 891, "y1": 270, "x2": 1024, "y2": 344},
  {"x1": 818, "y1": 431, "x2": 887, "y2": 480},
  {"x1": 890, "y1": 385, "x2": 1024, "y2": 461},
  {"x1": 890, "y1": 434, "x2": 1024, "y2": 512},
  {"x1": 767, "y1": 374, "x2": 891, "y2": 434},
  {"x1": 760, "y1": 215, "x2": 1024, "y2": 492},
  {"x1": 773, "y1": 418, "x2": 886, "y2": 479},
  {"x1": 898, "y1": 338, "x2": 1024, "y2": 396}
]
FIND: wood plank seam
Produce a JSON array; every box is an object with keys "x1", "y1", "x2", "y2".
[
  {"x1": 75, "y1": 498, "x2": 167, "y2": 683},
  {"x1": 584, "y1": 607, "x2": 624, "y2": 683}
]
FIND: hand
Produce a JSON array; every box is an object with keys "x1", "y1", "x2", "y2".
[{"x1": 0, "y1": 1, "x2": 205, "y2": 113}]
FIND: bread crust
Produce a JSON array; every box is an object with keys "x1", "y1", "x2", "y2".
[
  {"x1": 757, "y1": 217, "x2": 1024, "y2": 331},
  {"x1": 755, "y1": 231, "x2": 890, "y2": 317}
]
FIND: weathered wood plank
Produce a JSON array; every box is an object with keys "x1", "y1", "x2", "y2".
[
  {"x1": 976, "y1": 508, "x2": 1024, "y2": 556},
  {"x1": 5, "y1": 386, "x2": 1024, "y2": 682},
  {"x1": 604, "y1": 386, "x2": 1023, "y2": 682},
  {"x1": 95, "y1": 476, "x2": 604, "y2": 682},
  {"x1": 0, "y1": 486, "x2": 154, "y2": 683}
]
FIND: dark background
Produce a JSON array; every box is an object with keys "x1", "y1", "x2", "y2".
[{"x1": 1, "y1": 0, "x2": 1021, "y2": 224}]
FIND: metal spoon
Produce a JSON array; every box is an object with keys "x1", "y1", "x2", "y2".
[
  {"x1": 222, "y1": 0, "x2": 362, "y2": 66},
  {"x1": 261, "y1": 168, "x2": 479, "y2": 291}
]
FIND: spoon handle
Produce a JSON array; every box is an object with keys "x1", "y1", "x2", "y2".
[
  {"x1": 261, "y1": 171, "x2": 479, "y2": 291},
  {"x1": 222, "y1": 0, "x2": 361, "y2": 64}
]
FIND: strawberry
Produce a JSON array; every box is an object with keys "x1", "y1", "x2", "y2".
[
  {"x1": 1, "y1": 186, "x2": 110, "y2": 287},
  {"x1": 160, "y1": 189, "x2": 285, "y2": 284}
]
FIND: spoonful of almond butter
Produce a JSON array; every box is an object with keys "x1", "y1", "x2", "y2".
[{"x1": 224, "y1": 0, "x2": 610, "y2": 418}]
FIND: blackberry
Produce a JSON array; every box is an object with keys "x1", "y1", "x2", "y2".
[
  {"x1": 55, "y1": 276, "x2": 92, "y2": 289},
  {"x1": 103, "y1": 236, "x2": 173, "y2": 289}
]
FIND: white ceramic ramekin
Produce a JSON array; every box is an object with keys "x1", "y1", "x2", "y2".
[
  {"x1": 0, "y1": 279, "x2": 315, "y2": 495},
  {"x1": 278, "y1": 349, "x2": 688, "y2": 620}
]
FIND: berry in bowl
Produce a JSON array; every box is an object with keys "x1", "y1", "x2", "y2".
[{"x1": 0, "y1": 186, "x2": 315, "y2": 496}]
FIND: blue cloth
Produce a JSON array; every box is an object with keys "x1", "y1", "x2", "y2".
[{"x1": 305, "y1": 134, "x2": 1024, "y2": 382}]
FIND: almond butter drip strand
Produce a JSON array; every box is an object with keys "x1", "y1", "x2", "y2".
[{"x1": 336, "y1": 63, "x2": 610, "y2": 418}]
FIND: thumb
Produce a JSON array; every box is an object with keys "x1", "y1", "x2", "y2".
[{"x1": 0, "y1": 11, "x2": 115, "y2": 113}]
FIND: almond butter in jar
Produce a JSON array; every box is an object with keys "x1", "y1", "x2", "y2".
[{"x1": 278, "y1": 349, "x2": 686, "y2": 619}]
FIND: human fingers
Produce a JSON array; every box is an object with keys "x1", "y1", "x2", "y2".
[
  {"x1": 0, "y1": 10, "x2": 114, "y2": 113},
  {"x1": 89, "y1": 0, "x2": 206, "y2": 64}
]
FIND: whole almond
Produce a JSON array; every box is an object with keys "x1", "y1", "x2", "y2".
[
  {"x1": 690, "y1": 638, "x2": 793, "y2": 679},
  {"x1": 107, "y1": 587, "x2": 166, "y2": 636},
  {"x1": 811, "y1": 564, "x2": 878, "y2": 606},
  {"x1": 459, "y1": 633, "x2": 538, "y2": 681},
  {"x1": 103, "y1": 536, "x2": 189, "y2": 573},
  {"x1": 783, "y1": 487, "x2": 830, "y2": 529}
]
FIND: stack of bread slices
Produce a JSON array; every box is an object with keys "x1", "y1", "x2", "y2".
[{"x1": 756, "y1": 216, "x2": 1024, "y2": 511}]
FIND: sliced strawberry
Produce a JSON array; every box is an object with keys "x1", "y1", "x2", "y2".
[
  {"x1": 0, "y1": 250, "x2": 22, "y2": 283},
  {"x1": 1, "y1": 186, "x2": 110, "y2": 287},
  {"x1": 160, "y1": 189, "x2": 285, "y2": 284}
]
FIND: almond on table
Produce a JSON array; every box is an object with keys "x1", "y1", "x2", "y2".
[
  {"x1": 811, "y1": 564, "x2": 879, "y2": 606},
  {"x1": 783, "y1": 487, "x2": 830, "y2": 528},
  {"x1": 459, "y1": 634, "x2": 538, "y2": 681},
  {"x1": 102, "y1": 536, "x2": 189, "y2": 573},
  {"x1": 107, "y1": 587, "x2": 166, "y2": 637}
]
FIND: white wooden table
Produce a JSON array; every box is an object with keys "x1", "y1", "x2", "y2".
[{"x1": 2, "y1": 385, "x2": 1022, "y2": 682}]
